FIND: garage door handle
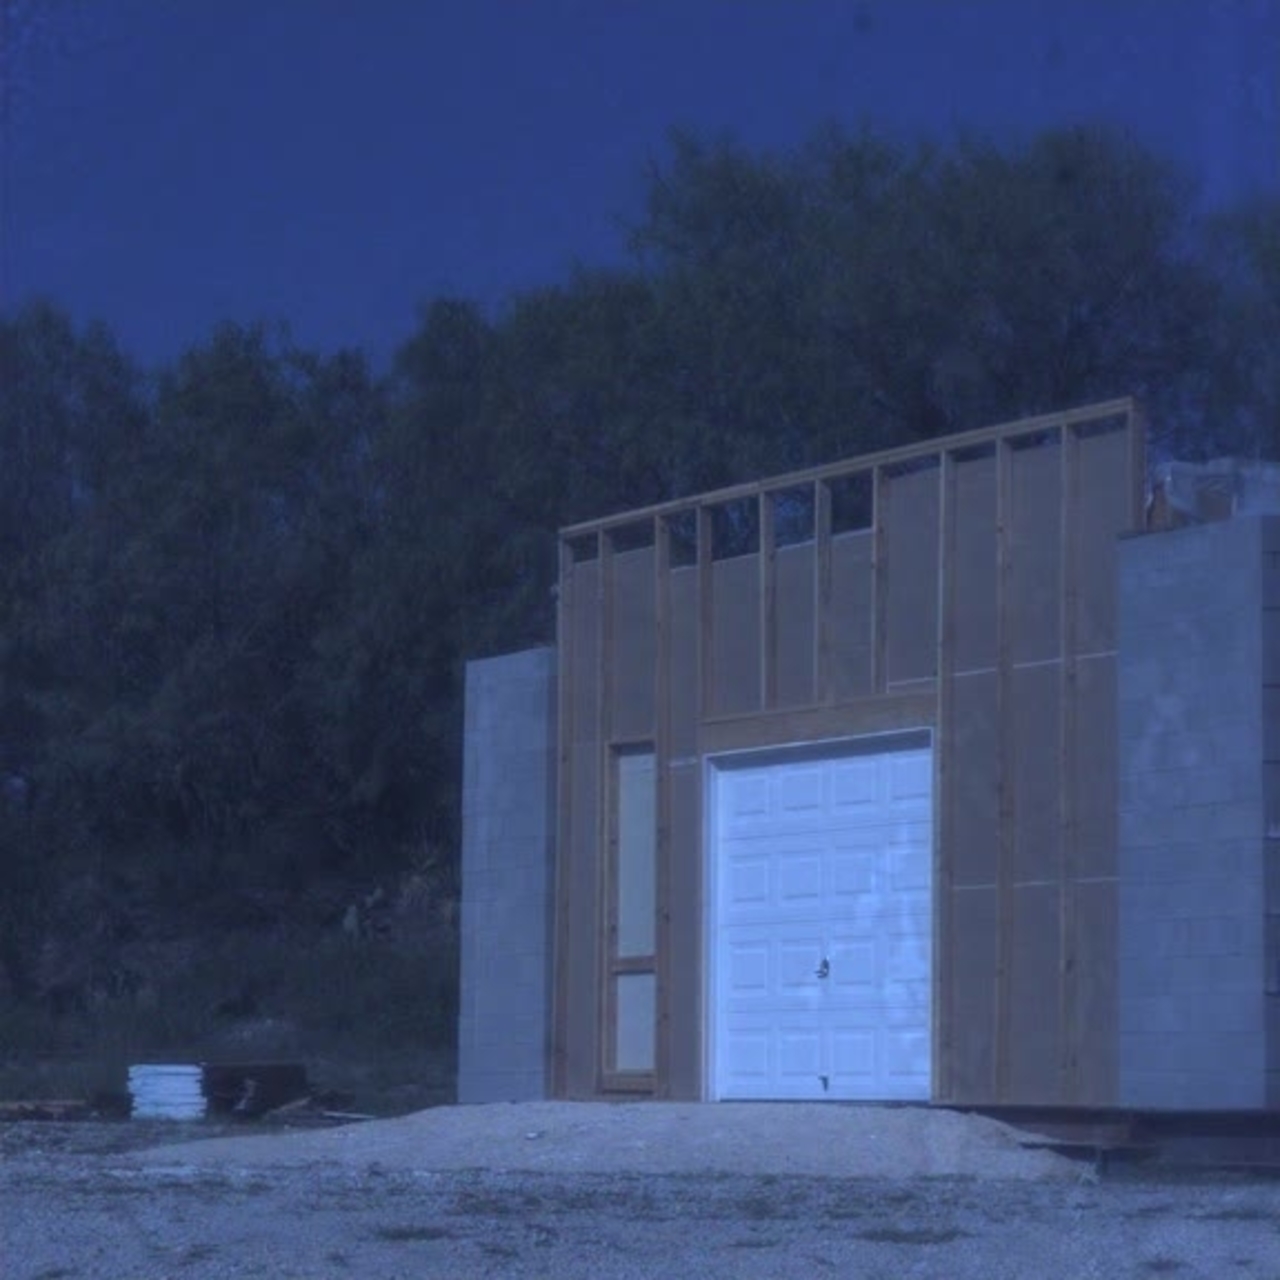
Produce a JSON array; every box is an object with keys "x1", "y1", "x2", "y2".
[{"x1": 815, "y1": 958, "x2": 830, "y2": 979}]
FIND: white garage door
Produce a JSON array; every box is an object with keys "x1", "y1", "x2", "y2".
[{"x1": 711, "y1": 742, "x2": 933, "y2": 1101}]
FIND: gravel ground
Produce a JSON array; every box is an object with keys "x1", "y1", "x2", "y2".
[{"x1": 4, "y1": 1105, "x2": 1280, "y2": 1278}]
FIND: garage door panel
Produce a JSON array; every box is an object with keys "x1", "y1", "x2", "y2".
[
  {"x1": 831, "y1": 1029, "x2": 876, "y2": 1081},
  {"x1": 831, "y1": 758, "x2": 877, "y2": 810},
  {"x1": 779, "y1": 938, "x2": 826, "y2": 994},
  {"x1": 826, "y1": 891, "x2": 929, "y2": 934},
  {"x1": 886, "y1": 818, "x2": 932, "y2": 849},
  {"x1": 725, "y1": 772, "x2": 770, "y2": 824},
  {"x1": 779, "y1": 1026, "x2": 823, "y2": 1081},
  {"x1": 875, "y1": 888, "x2": 930, "y2": 928},
  {"x1": 777, "y1": 848, "x2": 824, "y2": 904},
  {"x1": 882, "y1": 991, "x2": 931, "y2": 1027},
  {"x1": 724, "y1": 941, "x2": 770, "y2": 998},
  {"x1": 883, "y1": 933, "x2": 929, "y2": 978},
  {"x1": 725, "y1": 857, "x2": 770, "y2": 910},
  {"x1": 884, "y1": 1029, "x2": 930, "y2": 1087},
  {"x1": 777, "y1": 765, "x2": 824, "y2": 813},
  {"x1": 724, "y1": 1011, "x2": 829, "y2": 1099},
  {"x1": 890, "y1": 752, "x2": 932, "y2": 800},
  {"x1": 714, "y1": 743, "x2": 933, "y2": 1101},
  {"x1": 827, "y1": 936, "x2": 878, "y2": 990},
  {"x1": 724, "y1": 927, "x2": 831, "y2": 1004},
  {"x1": 830, "y1": 844, "x2": 877, "y2": 898},
  {"x1": 888, "y1": 852, "x2": 931, "y2": 893},
  {"x1": 722, "y1": 1029, "x2": 771, "y2": 1091}
]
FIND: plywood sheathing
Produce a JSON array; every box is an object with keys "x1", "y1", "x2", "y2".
[{"x1": 556, "y1": 398, "x2": 1145, "y2": 1106}]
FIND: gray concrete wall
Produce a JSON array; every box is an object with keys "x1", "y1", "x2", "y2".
[
  {"x1": 1263, "y1": 523, "x2": 1280, "y2": 1106},
  {"x1": 1118, "y1": 517, "x2": 1268, "y2": 1109},
  {"x1": 456, "y1": 647, "x2": 557, "y2": 1104}
]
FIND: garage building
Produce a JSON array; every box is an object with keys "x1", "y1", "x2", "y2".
[{"x1": 457, "y1": 397, "x2": 1280, "y2": 1111}]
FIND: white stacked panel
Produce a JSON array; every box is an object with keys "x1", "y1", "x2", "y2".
[{"x1": 128, "y1": 1064, "x2": 206, "y2": 1120}]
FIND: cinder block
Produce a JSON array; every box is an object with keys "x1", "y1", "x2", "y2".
[
  {"x1": 458, "y1": 646, "x2": 557, "y2": 1104},
  {"x1": 1160, "y1": 952, "x2": 1216, "y2": 994},
  {"x1": 1186, "y1": 915, "x2": 1251, "y2": 958},
  {"x1": 1194, "y1": 1072, "x2": 1265, "y2": 1110},
  {"x1": 458, "y1": 1071, "x2": 545, "y2": 1105},
  {"x1": 1175, "y1": 767, "x2": 1239, "y2": 807},
  {"x1": 1118, "y1": 661, "x2": 1179, "y2": 707},
  {"x1": 1119, "y1": 1066, "x2": 1192, "y2": 1111},
  {"x1": 1201, "y1": 950, "x2": 1265, "y2": 990},
  {"x1": 1119, "y1": 945, "x2": 1174, "y2": 998},
  {"x1": 1202, "y1": 987, "x2": 1262, "y2": 1034},
  {"x1": 1197, "y1": 801, "x2": 1261, "y2": 843},
  {"x1": 1145, "y1": 734, "x2": 1216, "y2": 774},
  {"x1": 460, "y1": 865, "x2": 505, "y2": 904},
  {"x1": 1266, "y1": 912, "x2": 1280, "y2": 965},
  {"x1": 1159, "y1": 841, "x2": 1228, "y2": 881},
  {"x1": 1210, "y1": 839, "x2": 1263, "y2": 881},
  {"x1": 1135, "y1": 995, "x2": 1186, "y2": 1035},
  {"x1": 1259, "y1": 518, "x2": 1280, "y2": 554},
  {"x1": 1119, "y1": 764, "x2": 1190, "y2": 809},
  {"x1": 1220, "y1": 758, "x2": 1263, "y2": 804},
  {"x1": 1117, "y1": 913, "x2": 1150, "y2": 960},
  {"x1": 1118, "y1": 806, "x2": 1152, "y2": 849},
  {"x1": 1263, "y1": 765, "x2": 1280, "y2": 838},
  {"x1": 1265, "y1": 614, "x2": 1280, "y2": 689},
  {"x1": 1265, "y1": 998, "x2": 1280, "y2": 1060},
  {"x1": 1118, "y1": 1029, "x2": 1155, "y2": 1069},
  {"x1": 1265, "y1": 841, "x2": 1280, "y2": 910},
  {"x1": 1201, "y1": 870, "x2": 1265, "y2": 919}
]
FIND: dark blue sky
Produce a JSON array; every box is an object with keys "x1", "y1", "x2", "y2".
[{"x1": 4, "y1": 0, "x2": 1278, "y2": 369}]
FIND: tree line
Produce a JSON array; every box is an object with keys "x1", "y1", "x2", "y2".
[{"x1": 1, "y1": 123, "x2": 1276, "y2": 1002}]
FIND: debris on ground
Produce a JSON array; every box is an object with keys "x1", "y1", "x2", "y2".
[{"x1": 0, "y1": 1062, "x2": 372, "y2": 1128}]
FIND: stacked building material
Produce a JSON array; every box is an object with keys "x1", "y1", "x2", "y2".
[{"x1": 127, "y1": 1064, "x2": 206, "y2": 1120}]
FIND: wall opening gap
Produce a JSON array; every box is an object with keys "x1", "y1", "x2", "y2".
[
  {"x1": 609, "y1": 520, "x2": 655, "y2": 555},
  {"x1": 828, "y1": 471, "x2": 873, "y2": 534},
  {"x1": 1073, "y1": 414, "x2": 1128, "y2": 441},
  {"x1": 710, "y1": 498, "x2": 759, "y2": 561},
  {"x1": 1010, "y1": 428, "x2": 1062, "y2": 452},
  {"x1": 883, "y1": 454, "x2": 941, "y2": 481},
  {"x1": 664, "y1": 510, "x2": 698, "y2": 568},
  {"x1": 771, "y1": 486, "x2": 815, "y2": 548}
]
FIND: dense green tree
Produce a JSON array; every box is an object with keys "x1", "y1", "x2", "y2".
[
  {"x1": 0, "y1": 301, "x2": 147, "y2": 994},
  {"x1": 6, "y1": 322, "x2": 390, "y2": 926},
  {"x1": 300, "y1": 300, "x2": 498, "y2": 862},
  {"x1": 1204, "y1": 196, "x2": 1280, "y2": 458},
  {"x1": 628, "y1": 124, "x2": 1224, "y2": 468}
]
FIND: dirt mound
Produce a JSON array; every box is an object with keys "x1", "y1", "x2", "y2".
[{"x1": 126, "y1": 1101, "x2": 1079, "y2": 1180}]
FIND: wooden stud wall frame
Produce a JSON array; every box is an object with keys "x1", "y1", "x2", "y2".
[{"x1": 554, "y1": 398, "x2": 1146, "y2": 1105}]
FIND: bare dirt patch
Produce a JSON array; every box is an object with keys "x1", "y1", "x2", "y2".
[{"x1": 121, "y1": 1100, "x2": 1079, "y2": 1179}]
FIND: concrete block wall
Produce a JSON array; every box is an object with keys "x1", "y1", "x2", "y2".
[
  {"x1": 1263, "y1": 522, "x2": 1280, "y2": 1106},
  {"x1": 1118, "y1": 516, "x2": 1269, "y2": 1109},
  {"x1": 456, "y1": 647, "x2": 557, "y2": 1104}
]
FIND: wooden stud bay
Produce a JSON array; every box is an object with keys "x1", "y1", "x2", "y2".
[
  {"x1": 994, "y1": 437, "x2": 1015, "y2": 1103},
  {"x1": 1060, "y1": 424, "x2": 1082, "y2": 1102},
  {"x1": 814, "y1": 479, "x2": 833, "y2": 705},
  {"x1": 654, "y1": 515, "x2": 673, "y2": 1095},
  {"x1": 935, "y1": 449, "x2": 957, "y2": 1102}
]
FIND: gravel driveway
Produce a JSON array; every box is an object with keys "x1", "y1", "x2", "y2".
[{"x1": 4, "y1": 1104, "x2": 1280, "y2": 1278}]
